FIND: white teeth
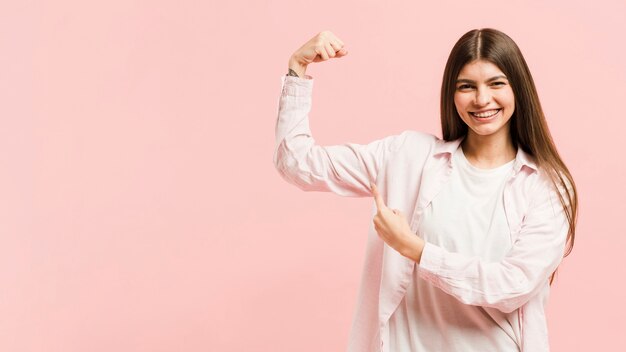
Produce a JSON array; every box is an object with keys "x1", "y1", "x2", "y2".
[{"x1": 471, "y1": 109, "x2": 499, "y2": 118}]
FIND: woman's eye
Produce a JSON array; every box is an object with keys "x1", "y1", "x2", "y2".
[
  {"x1": 458, "y1": 84, "x2": 472, "y2": 90},
  {"x1": 492, "y1": 81, "x2": 506, "y2": 86}
]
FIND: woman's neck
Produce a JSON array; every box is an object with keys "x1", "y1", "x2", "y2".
[{"x1": 461, "y1": 132, "x2": 516, "y2": 169}]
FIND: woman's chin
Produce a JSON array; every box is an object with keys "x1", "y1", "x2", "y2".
[{"x1": 467, "y1": 126, "x2": 507, "y2": 138}]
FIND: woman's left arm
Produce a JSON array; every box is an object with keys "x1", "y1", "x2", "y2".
[{"x1": 410, "y1": 177, "x2": 571, "y2": 314}]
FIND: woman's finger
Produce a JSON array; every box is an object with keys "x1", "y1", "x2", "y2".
[
  {"x1": 317, "y1": 44, "x2": 329, "y2": 60},
  {"x1": 324, "y1": 42, "x2": 336, "y2": 58},
  {"x1": 330, "y1": 41, "x2": 348, "y2": 57},
  {"x1": 370, "y1": 183, "x2": 386, "y2": 211}
]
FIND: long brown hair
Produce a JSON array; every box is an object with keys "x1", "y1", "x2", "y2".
[{"x1": 440, "y1": 28, "x2": 578, "y2": 285}]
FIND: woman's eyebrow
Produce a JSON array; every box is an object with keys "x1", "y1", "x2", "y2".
[{"x1": 456, "y1": 75, "x2": 508, "y2": 83}]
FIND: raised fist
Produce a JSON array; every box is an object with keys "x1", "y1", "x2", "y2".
[{"x1": 290, "y1": 30, "x2": 348, "y2": 68}]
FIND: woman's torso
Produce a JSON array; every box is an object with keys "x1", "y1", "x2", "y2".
[{"x1": 388, "y1": 145, "x2": 521, "y2": 351}]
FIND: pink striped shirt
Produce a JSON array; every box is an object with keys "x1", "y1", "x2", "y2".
[{"x1": 273, "y1": 74, "x2": 570, "y2": 352}]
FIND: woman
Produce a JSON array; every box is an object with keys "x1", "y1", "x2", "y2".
[{"x1": 273, "y1": 28, "x2": 577, "y2": 352}]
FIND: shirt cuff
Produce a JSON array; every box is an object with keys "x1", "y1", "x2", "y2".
[
  {"x1": 281, "y1": 74, "x2": 314, "y2": 97},
  {"x1": 418, "y1": 241, "x2": 444, "y2": 277}
]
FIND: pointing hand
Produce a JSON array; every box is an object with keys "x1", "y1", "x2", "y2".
[{"x1": 370, "y1": 183, "x2": 414, "y2": 256}]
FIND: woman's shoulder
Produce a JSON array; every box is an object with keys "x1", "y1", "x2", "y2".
[{"x1": 531, "y1": 166, "x2": 575, "y2": 203}]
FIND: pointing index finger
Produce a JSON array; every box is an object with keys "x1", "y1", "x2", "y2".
[{"x1": 370, "y1": 182, "x2": 385, "y2": 211}]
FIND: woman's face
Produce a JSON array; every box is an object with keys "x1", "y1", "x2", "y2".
[{"x1": 454, "y1": 59, "x2": 515, "y2": 140}]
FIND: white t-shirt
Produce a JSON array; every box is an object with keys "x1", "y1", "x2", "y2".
[{"x1": 388, "y1": 144, "x2": 521, "y2": 351}]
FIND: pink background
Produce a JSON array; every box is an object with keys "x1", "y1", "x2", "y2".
[{"x1": 1, "y1": 0, "x2": 624, "y2": 351}]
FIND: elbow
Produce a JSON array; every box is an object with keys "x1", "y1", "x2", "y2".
[
  {"x1": 273, "y1": 145, "x2": 286, "y2": 171},
  {"x1": 464, "y1": 290, "x2": 530, "y2": 314},
  {"x1": 484, "y1": 262, "x2": 547, "y2": 313},
  {"x1": 273, "y1": 147, "x2": 316, "y2": 191},
  {"x1": 458, "y1": 270, "x2": 538, "y2": 314},
  {"x1": 273, "y1": 145, "x2": 295, "y2": 180},
  {"x1": 273, "y1": 141, "x2": 301, "y2": 178},
  {"x1": 485, "y1": 280, "x2": 538, "y2": 314}
]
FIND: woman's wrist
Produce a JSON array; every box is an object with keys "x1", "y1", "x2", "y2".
[
  {"x1": 287, "y1": 56, "x2": 307, "y2": 77},
  {"x1": 402, "y1": 234, "x2": 425, "y2": 264},
  {"x1": 286, "y1": 68, "x2": 301, "y2": 77}
]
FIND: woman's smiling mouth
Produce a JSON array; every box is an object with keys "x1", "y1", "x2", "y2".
[{"x1": 469, "y1": 108, "x2": 501, "y2": 120}]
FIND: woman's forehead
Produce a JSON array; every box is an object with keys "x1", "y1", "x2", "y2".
[{"x1": 457, "y1": 60, "x2": 506, "y2": 80}]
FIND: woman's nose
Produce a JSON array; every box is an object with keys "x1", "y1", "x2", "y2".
[{"x1": 474, "y1": 87, "x2": 491, "y2": 106}]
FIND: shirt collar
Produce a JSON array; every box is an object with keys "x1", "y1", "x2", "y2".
[{"x1": 433, "y1": 135, "x2": 538, "y2": 174}]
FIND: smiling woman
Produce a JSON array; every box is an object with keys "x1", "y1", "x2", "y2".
[{"x1": 274, "y1": 28, "x2": 578, "y2": 352}]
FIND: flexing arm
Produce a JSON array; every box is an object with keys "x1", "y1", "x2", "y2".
[{"x1": 273, "y1": 31, "x2": 408, "y2": 197}]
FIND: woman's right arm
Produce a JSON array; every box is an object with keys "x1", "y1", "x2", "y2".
[{"x1": 273, "y1": 31, "x2": 409, "y2": 197}]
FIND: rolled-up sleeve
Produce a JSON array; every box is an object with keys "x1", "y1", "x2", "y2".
[
  {"x1": 417, "y1": 174, "x2": 571, "y2": 313},
  {"x1": 273, "y1": 75, "x2": 408, "y2": 197}
]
